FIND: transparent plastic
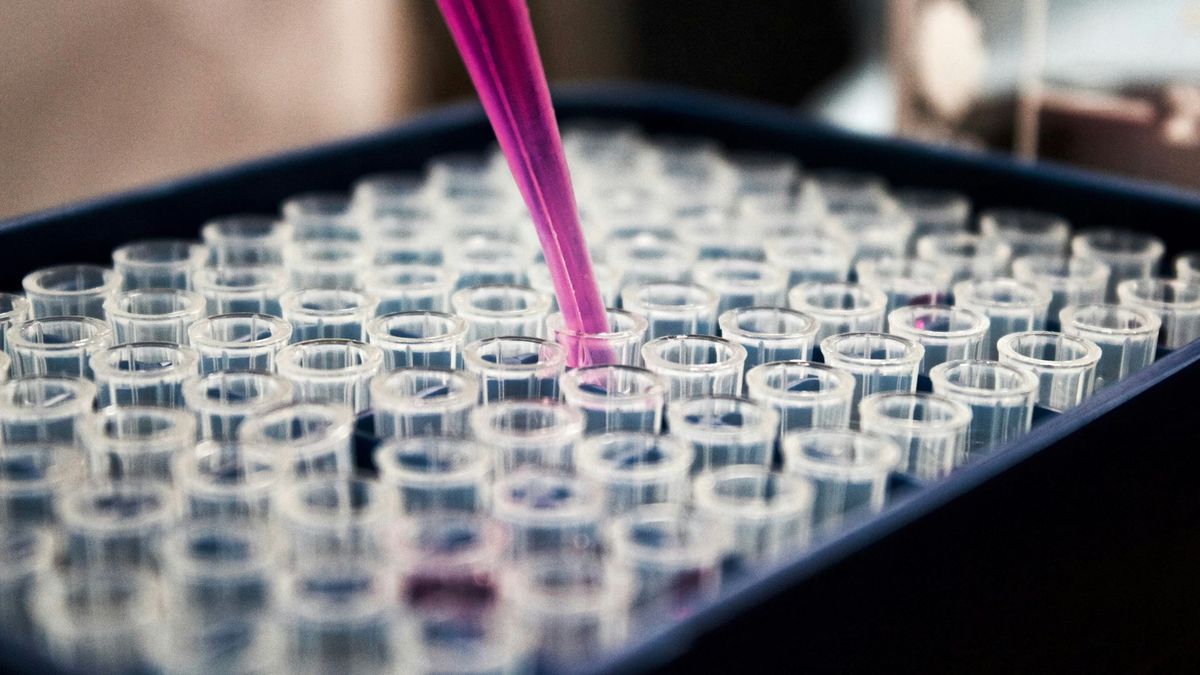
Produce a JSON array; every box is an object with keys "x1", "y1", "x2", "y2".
[
  {"x1": 365, "y1": 264, "x2": 458, "y2": 314},
  {"x1": 0, "y1": 293, "x2": 31, "y2": 352},
  {"x1": 160, "y1": 521, "x2": 271, "y2": 619},
  {"x1": 1175, "y1": 252, "x2": 1200, "y2": 283},
  {"x1": 831, "y1": 200, "x2": 915, "y2": 263},
  {"x1": 492, "y1": 469, "x2": 604, "y2": 558},
  {"x1": 745, "y1": 360, "x2": 856, "y2": 433},
  {"x1": 529, "y1": 262, "x2": 619, "y2": 310},
  {"x1": 173, "y1": 441, "x2": 278, "y2": 522},
  {"x1": 916, "y1": 232, "x2": 1012, "y2": 282},
  {"x1": 952, "y1": 278, "x2": 1051, "y2": 359},
  {"x1": 59, "y1": 480, "x2": 174, "y2": 568},
  {"x1": 666, "y1": 396, "x2": 778, "y2": 472},
  {"x1": 718, "y1": 306, "x2": 818, "y2": 368},
  {"x1": 0, "y1": 528, "x2": 53, "y2": 639},
  {"x1": 546, "y1": 308, "x2": 648, "y2": 368},
  {"x1": 606, "y1": 235, "x2": 699, "y2": 290},
  {"x1": 182, "y1": 370, "x2": 294, "y2": 440},
  {"x1": 104, "y1": 289, "x2": 205, "y2": 345},
  {"x1": 620, "y1": 282, "x2": 719, "y2": 340},
  {"x1": 820, "y1": 332, "x2": 923, "y2": 423},
  {"x1": 446, "y1": 236, "x2": 532, "y2": 289},
  {"x1": 469, "y1": 399, "x2": 584, "y2": 474},
  {"x1": 894, "y1": 188, "x2": 970, "y2": 247},
  {"x1": 8, "y1": 316, "x2": 113, "y2": 380},
  {"x1": 859, "y1": 392, "x2": 971, "y2": 480},
  {"x1": 31, "y1": 570, "x2": 161, "y2": 672},
  {"x1": 929, "y1": 359, "x2": 1038, "y2": 455},
  {"x1": 1116, "y1": 278, "x2": 1200, "y2": 350},
  {"x1": 286, "y1": 240, "x2": 369, "y2": 290},
  {"x1": 576, "y1": 432, "x2": 692, "y2": 514},
  {"x1": 854, "y1": 257, "x2": 953, "y2": 313},
  {"x1": 781, "y1": 429, "x2": 901, "y2": 530},
  {"x1": 22, "y1": 264, "x2": 120, "y2": 319},
  {"x1": 0, "y1": 376, "x2": 96, "y2": 444},
  {"x1": 238, "y1": 403, "x2": 355, "y2": 478},
  {"x1": 366, "y1": 311, "x2": 469, "y2": 369},
  {"x1": 788, "y1": 282, "x2": 887, "y2": 343},
  {"x1": 188, "y1": 313, "x2": 292, "y2": 374},
  {"x1": 275, "y1": 339, "x2": 383, "y2": 413},
  {"x1": 90, "y1": 342, "x2": 198, "y2": 407},
  {"x1": 374, "y1": 436, "x2": 491, "y2": 514},
  {"x1": 280, "y1": 288, "x2": 379, "y2": 342},
  {"x1": 561, "y1": 366, "x2": 666, "y2": 435},
  {"x1": 692, "y1": 466, "x2": 815, "y2": 564},
  {"x1": 112, "y1": 239, "x2": 205, "y2": 290},
  {"x1": 692, "y1": 259, "x2": 788, "y2": 314},
  {"x1": 887, "y1": 304, "x2": 990, "y2": 375},
  {"x1": 607, "y1": 504, "x2": 725, "y2": 612},
  {"x1": 201, "y1": 214, "x2": 291, "y2": 266},
  {"x1": 762, "y1": 233, "x2": 855, "y2": 287},
  {"x1": 1060, "y1": 303, "x2": 1160, "y2": 390},
  {"x1": 451, "y1": 284, "x2": 552, "y2": 342},
  {"x1": 0, "y1": 443, "x2": 81, "y2": 527},
  {"x1": 978, "y1": 208, "x2": 1071, "y2": 257},
  {"x1": 273, "y1": 476, "x2": 393, "y2": 564},
  {"x1": 281, "y1": 192, "x2": 359, "y2": 241},
  {"x1": 1011, "y1": 255, "x2": 1110, "y2": 329},
  {"x1": 640, "y1": 335, "x2": 747, "y2": 402},
  {"x1": 79, "y1": 406, "x2": 195, "y2": 483},
  {"x1": 997, "y1": 331, "x2": 1102, "y2": 411},
  {"x1": 194, "y1": 265, "x2": 289, "y2": 316},
  {"x1": 370, "y1": 369, "x2": 479, "y2": 438},
  {"x1": 368, "y1": 215, "x2": 444, "y2": 266},
  {"x1": 1072, "y1": 228, "x2": 1165, "y2": 299},
  {"x1": 463, "y1": 336, "x2": 567, "y2": 404}
]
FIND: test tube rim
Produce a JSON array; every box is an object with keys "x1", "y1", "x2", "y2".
[
  {"x1": 978, "y1": 207, "x2": 1071, "y2": 241},
  {"x1": 545, "y1": 308, "x2": 647, "y2": 341},
  {"x1": 0, "y1": 292, "x2": 31, "y2": 319},
  {"x1": 451, "y1": 284, "x2": 553, "y2": 319},
  {"x1": 274, "y1": 564, "x2": 396, "y2": 624},
  {"x1": 665, "y1": 395, "x2": 780, "y2": 440},
  {"x1": 462, "y1": 336, "x2": 568, "y2": 374},
  {"x1": 858, "y1": 391, "x2": 973, "y2": 433},
  {"x1": 468, "y1": 398, "x2": 585, "y2": 443},
  {"x1": 1059, "y1": 303, "x2": 1162, "y2": 337},
  {"x1": 1071, "y1": 228, "x2": 1166, "y2": 262},
  {"x1": 0, "y1": 442, "x2": 81, "y2": 497},
  {"x1": 492, "y1": 469, "x2": 602, "y2": 526},
  {"x1": 366, "y1": 310, "x2": 470, "y2": 345},
  {"x1": 0, "y1": 376, "x2": 97, "y2": 420},
  {"x1": 640, "y1": 334, "x2": 748, "y2": 373},
  {"x1": 997, "y1": 331, "x2": 1103, "y2": 370},
  {"x1": 887, "y1": 304, "x2": 990, "y2": 342},
  {"x1": 21, "y1": 263, "x2": 121, "y2": 298},
  {"x1": 58, "y1": 479, "x2": 174, "y2": 533},
  {"x1": 1116, "y1": 277, "x2": 1200, "y2": 311},
  {"x1": 560, "y1": 365, "x2": 666, "y2": 406},
  {"x1": 620, "y1": 282, "x2": 719, "y2": 313},
  {"x1": 181, "y1": 370, "x2": 296, "y2": 413},
  {"x1": 928, "y1": 359, "x2": 1040, "y2": 401},
  {"x1": 366, "y1": 263, "x2": 459, "y2": 291},
  {"x1": 789, "y1": 282, "x2": 887, "y2": 318},
  {"x1": 112, "y1": 239, "x2": 205, "y2": 269},
  {"x1": 607, "y1": 503, "x2": 727, "y2": 568},
  {"x1": 952, "y1": 277, "x2": 1052, "y2": 310},
  {"x1": 280, "y1": 288, "x2": 381, "y2": 319},
  {"x1": 103, "y1": 288, "x2": 206, "y2": 322},
  {"x1": 173, "y1": 440, "x2": 279, "y2": 497},
  {"x1": 201, "y1": 214, "x2": 291, "y2": 243},
  {"x1": 79, "y1": 405, "x2": 197, "y2": 453},
  {"x1": 387, "y1": 514, "x2": 507, "y2": 572},
  {"x1": 1011, "y1": 255, "x2": 1111, "y2": 290},
  {"x1": 503, "y1": 553, "x2": 636, "y2": 617},
  {"x1": 893, "y1": 186, "x2": 971, "y2": 221},
  {"x1": 820, "y1": 332, "x2": 925, "y2": 368},
  {"x1": 238, "y1": 402, "x2": 355, "y2": 454},
  {"x1": 576, "y1": 432, "x2": 693, "y2": 484},
  {"x1": 188, "y1": 313, "x2": 293, "y2": 351},
  {"x1": 273, "y1": 475, "x2": 394, "y2": 530},
  {"x1": 744, "y1": 360, "x2": 856, "y2": 402},
  {"x1": 692, "y1": 465, "x2": 816, "y2": 522},
  {"x1": 780, "y1": 428, "x2": 903, "y2": 482},
  {"x1": 7, "y1": 315, "x2": 113, "y2": 353},
  {"x1": 692, "y1": 259, "x2": 788, "y2": 291},
  {"x1": 373, "y1": 436, "x2": 492, "y2": 487},
  {"x1": 855, "y1": 256, "x2": 954, "y2": 286},
  {"x1": 161, "y1": 521, "x2": 272, "y2": 579},
  {"x1": 915, "y1": 231, "x2": 1013, "y2": 264},
  {"x1": 194, "y1": 265, "x2": 289, "y2": 293},
  {"x1": 369, "y1": 368, "x2": 479, "y2": 410},
  {"x1": 718, "y1": 306, "x2": 819, "y2": 341},
  {"x1": 275, "y1": 338, "x2": 385, "y2": 379},
  {"x1": 89, "y1": 342, "x2": 200, "y2": 383}
]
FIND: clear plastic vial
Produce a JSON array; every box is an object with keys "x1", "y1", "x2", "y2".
[
  {"x1": 188, "y1": 313, "x2": 292, "y2": 374},
  {"x1": 112, "y1": 239, "x2": 205, "y2": 290},
  {"x1": 0, "y1": 293, "x2": 31, "y2": 352},
  {"x1": 560, "y1": 365, "x2": 666, "y2": 435},
  {"x1": 607, "y1": 504, "x2": 725, "y2": 612},
  {"x1": 201, "y1": 214, "x2": 292, "y2": 266},
  {"x1": 285, "y1": 240, "x2": 369, "y2": 290},
  {"x1": 1011, "y1": 255, "x2": 1110, "y2": 329},
  {"x1": 929, "y1": 359, "x2": 1038, "y2": 456},
  {"x1": 692, "y1": 466, "x2": 815, "y2": 564},
  {"x1": 79, "y1": 406, "x2": 196, "y2": 482},
  {"x1": 1071, "y1": 228, "x2": 1165, "y2": 299},
  {"x1": 692, "y1": 259, "x2": 788, "y2": 314},
  {"x1": 854, "y1": 257, "x2": 953, "y2": 313},
  {"x1": 952, "y1": 278, "x2": 1051, "y2": 359},
  {"x1": 0, "y1": 377, "x2": 96, "y2": 444},
  {"x1": 22, "y1": 264, "x2": 120, "y2": 319},
  {"x1": 1059, "y1": 303, "x2": 1160, "y2": 390},
  {"x1": 446, "y1": 236, "x2": 533, "y2": 289},
  {"x1": 718, "y1": 306, "x2": 818, "y2": 368},
  {"x1": 462, "y1": 336, "x2": 567, "y2": 404},
  {"x1": 788, "y1": 281, "x2": 887, "y2": 343},
  {"x1": 492, "y1": 469, "x2": 604, "y2": 558},
  {"x1": 374, "y1": 436, "x2": 492, "y2": 515},
  {"x1": 365, "y1": 264, "x2": 458, "y2": 314},
  {"x1": 576, "y1": 432, "x2": 692, "y2": 514},
  {"x1": 159, "y1": 521, "x2": 272, "y2": 619},
  {"x1": 238, "y1": 402, "x2": 355, "y2": 478},
  {"x1": 0, "y1": 443, "x2": 81, "y2": 527},
  {"x1": 640, "y1": 335, "x2": 747, "y2": 402},
  {"x1": 745, "y1": 360, "x2": 856, "y2": 433},
  {"x1": 1175, "y1": 252, "x2": 1200, "y2": 283},
  {"x1": 89, "y1": 342, "x2": 199, "y2": 407},
  {"x1": 762, "y1": 233, "x2": 855, "y2": 287},
  {"x1": 469, "y1": 398, "x2": 584, "y2": 474},
  {"x1": 273, "y1": 476, "x2": 394, "y2": 564},
  {"x1": 451, "y1": 284, "x2": 552, "y2": 342},
  {"x1": 820, "y1": 332, "x2": 924, "y2": 423},
  {"x1": 280, "y1": 288, "x2": 379, "y2": 342},
  {"x1": 7, "y1": 316, "x2": 113, "y2": 380},
  {"x1": 31, "y1": 570, "x2": 161, "y2": 672},
  {"x1": 59, "y1": 480, "x2": 174, "y2": 568},
  {"x1": 620, "y1": 282, "x2": 720, "y2": 340},
  {"x1": 781, "y1": 429, "x2": 901, "y2": 531},
  {"x1": 887, "y1": 304, "x2": 990, "y2": 375},
  {"x1": 275, "y1": 339, "x2": 383, "y2": 413},
  {"x1": 282, "y1": 192, "x2": 359, "y2": 241},
  {"x1": 181, "y1": 370, "x2": 295, "y2": 440},
  {"x1": 916, "y1": 232, "x2": 1012, "y2": 282},
  {"x1": 978, "y1": 208, "x2": 1071, "y2": 257},
  {"x1": 997, "y1": 331, "x2": 1102, "y2": 411},
  {"x1": 366, "y1": 311, "x2": 469, "y2": 369},
  {"x1": 0, "y1": 528, "x2": 53, "y2": 639},
  {"x1": 172, "y1": 440, "x2": 278, "y2": 522},
  {"x1": 370, "y1": 368, "x2": 479, "y2": 438},
  {"x1": 104, "y1": 289, "x2": 206, "y2": 345},
  {"x1": 894, "y1": 188, "x2": 971, "y2": 246},
  {"x1": 546, "y1": 308, "x2": 648, "y2": 368},
  {"x1": 858, "y1": 392, "x2": 972, "y2": 480},
  {"x1": 666, "y1": 395, "x2": 778, "y2": 472},
  {"x1": 1116, "y1": 278, "x2": 1200, "y2": 350},
  {"x1": 194, "y1": 265, "x2": 289, "y2": 316}
]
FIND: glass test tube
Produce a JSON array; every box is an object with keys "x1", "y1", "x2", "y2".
[
  {"x1": 859, "y1": 392, "x2": 971, "y2": 480},
  {"x1": 194, "y1": 265, "x2": 289, "y2": 316},
  {"x1": 0, "y1": 528, "x2": 53, "y2": 639},
  {"x1": 820, "y1": 332, "x2": 923, "y2": 423},
  {"x1": 0, "y1": 443, "x2": 81, "y2": 526},
  {"x1": 463, "y1": 336, "x2": 567, "y2": 404},
  {"x1": 79, "y1": 406, "x2": 196, "y2": 482},
  {"x1": 978, "y1": 208, "x2": 1071, "y2": 257},
  {"x1": 22, "y1": 264, "x2": 120, "y2": 319},
  {"x1": 607, "y1": 504, "x2": 725, "y2": 613},
  {"x1": 718, "y1": 306, "x2": 818, "y2": 367},
  {"x1": 0, "y1": 293, "x2": 31, "y2": 352},
  {"x1": 90, "y1": 342, "x2": 198, "y2": 407},
  {"x1": 366, "y1": 311, "x2": 469, "y2": 369},
  {"x1": 112, "y1": 239, "x2": 204, "y2": 290},
  {"x1": 781, "y1": 429, "x2": 901, "y2": 531},
  {"x1": 366, "y1": 264, "x2": 458, "y2": 314},
  {"x1": 7, "y1": 316, "x2": 112, "y2": 379},
  {"x1": 238, "y1": 403, "x2": 355, "y2": 478},
  {"x1": 620, "y1": 282, "x2": 720, "y2": 340},
  {"x1": 374, "y1": 436, "x2": 491, "y2": 515},
  {"x1": 997, "y1": 331, "x2": 1102, "y2": 411},
  {"x1": 451, "y1": 284, "x2": 552, "y2": 342},
  {"x1": 788, "y1": 281, "x2": 887, "y2": 343},
  {"x1": 929, "y1": 359, "x2": 1038, "y2": 455},
  {"x1": 492, "y1": 469, "x2": 603, "y2": 558},
  {"x1": 576, "y1": 432, "x2": 692, "y2": 514},
  {"x1": 286, "y1": 240, "x2": 369, "y2": 290},
  {"x1": 0, "y1": 376, "x2": 95, "y2": 444},
  {"x1": 692, "y1": 466, "x2": 815, "y2": 564},
  {"x1": 916, "y1": 232, "x2": 1013, "y2": 282},
  {"x1": 745, "y1": 360, "x2": 855, "y2": 433},
  {"x1": 370, "y1": 369, "x2": 478, "y2": 438},
  {"x1": 182, "y1": 370, "x2": 294, "y2": 440},
  {"x1": 546, "y1": 308, "x2": 648, "y2": 368},
  {"x1": 469, "y1": 399, "x2": 584, "y2": 474},
  {"x1": 887, "y1": 304, "x2": 989, "y2": 375},
  {"x1": 1059, "y1": 303, "x2": 1160, "y2": 389},
  {"x1": 173, "y1": 440, "x2": 278, "y2": 522},
  {"x1": 201, "y1": 214, "x2": 291, "y2": 266},
  {"x1": 188, "y1": 313, "x2": 291, "y2": 373},
  {"x1": 762, "y1": 233, "x2": 855, "y2": 287},
  {"x1": 274, "y1": 476, "x2": 394, "y2": 564},
  {"x1": 894, "y1": 188, "x2": 970, "y2": 248},
  {"x1": 640, "y1": 335, "x2": 747, "y2": 402},
  {"x1": 160, "y1": 521, "x2": 271, "y2": 619},
  {"x1": 691, "y1": 259, "x2": 788, "y2": 314},
  {"x1": 280, "y1": 288, "x2": 379, "y2": 342},
  {"x1": 60, "y1": 480, "x2": 174, "y2": 568},
  {"x1": 104, "y1": 289, "x2": 206, "y2": 345},
  {"x1": 561, "y1": 365, "x2": 666, "y2": 435},
  {"x1": 1072, "y1": 228, "x2": 1165, "y2": 300},
  {"x1": 1116, "y1": 278, "x2": 1200, "y2": 350},
  {"x1": 275, "y1": 339, "x2": 383, "y2": 413},
  {"x1": 282, "y1": 192, "x2": 358, "y2": 241},
  {"x1": 952, "y1": 278, "x2": 1051, "y2": 359},
  {"x1": 854, "y1": 257, "x2": 953, "y2": 313},
  {"x1": 666, "y1": 395, "x2": 778, "y2": 472},
  {"x1": 1011, "y1": 255, "x2": 1110, "y2": 329},
  {"x1": 31, "y1": 570, "x2": 161, "y2": 672}
]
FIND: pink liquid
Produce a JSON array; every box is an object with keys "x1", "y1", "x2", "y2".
[{"x1": 437, "y1": 0, "x2": 611, "y2": 366}]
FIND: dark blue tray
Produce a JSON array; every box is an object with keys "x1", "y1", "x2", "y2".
[{"x1": 4, "y1": 84, "x2": 1200, "y2": 674}]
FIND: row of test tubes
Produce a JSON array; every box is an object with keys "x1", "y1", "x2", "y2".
[{"x1": 0, "y1": 121, "x2": 1196, "y2": 674}]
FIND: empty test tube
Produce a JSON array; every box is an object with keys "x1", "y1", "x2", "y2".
[
  {"x1": 160, "y1": 522, "x2": 271, "y2": 619},
  {"x1": 854, "y1": 257, "x2": 953, "y2": 313},
  {"x1": 367, "y1": 311, "x2": 469, "y2": 369},
  {"x1": 469, "y1": 399, "x2": 584, "y2": 474},
  {"x1": 463, "y1": 336, "x2": 567, "y2": 403},
  {"x1": 997, "y1": 331, "x2": 1102, "y2": 411},
  {"x1": 280, "y1": 289, "x2": 379, "y2": 342},
  {"x1": 953, "y1": 278, "x2": 1051, "y2": 359},
  {"x1": 745, "y1": 360, "x2": 855, "y2": 433},
  {"x1": 275, "y1": 339, "x2": 383, "y2": 412},
  {"x1": 640, "y1": 335, "x2": 747, "y2": 402},
  {"x1": 447, "y1": 236, "x2": 533, "y2": 289},
  {"x1": 1072, "y1": 228, "x2": 1165, "y2": 299},
  {"x1": 621, "y1": 282, "x2": 719, "y2": 340},
  {"x1": 451, "y1": 284, "x2": 552, "y2": 342},
  {"x1": 188, "y1": 313, "x2": 292, "y2": 373},
  {"x1": 202, "y1": 214, "x2": 291, "y2": 266},
  {"x1": 916, "y1": 232, "x2": 1012, "y2": 282},
  {"x1": 22, "y1": 263, "x2": 120, "y2": 319},
  {"x1": 352, "y1": 171, "x2": 427, "y2": 216},
  {"x1": 821, "y1": 332, "x2": 923, "y2": 422},
  {"x1": 194, "y1": 265, "x2": 289, "y2": 316},
  {"x1": 282, "y1": 191, "x2": 359, "y2": 241},
  {"x1": 718, "y1": 306, "x2": 818, "y2": 367},
  {"x1": 274, "y1": 476, "x2": 394, "y2": 564},
  {"x1": 31, "y1": 570, "x2": 161, "y2": 672},
  {"x1": 762, "y1": 233, "x2": 855, "y2": 287},
  {"x1": 8, "y1": 316, "x2": 112, "y2": 379},
  {"x1": 929, "y1": 359, "x2": 1038, "y2": 455},
  {"x1": 1011, "y1": 255, "x2": 1110, "y2": 329},
  {"x1": 692, "y1": 466, "x2": 815, "y2": 564},
  {"x1": 859, "y1": 392, "x2": 971, "y2": 480},
  {"x1": 239, "y1": 403, "x2": 355, "y2": 478},
  {"x1": 832, "y1": 200, "x2": 915, "y2": 263},
  {"x1": 692, "y1": 259, "x2": 788, "y2": 314},
  {"x1": 1176, "y1": 252, "x2": 1200, "y2": 283},
  {"x1": 90, "y1": 342, "x2": 198, "y2": 407},
  {"x1": 781, "y1": 429, "x2": 901, "y2": 531},
  {"x1": 0, "y1": 443, "x2": 81, "y2": 526},
  {"x1": 0, "y1": 293, "x2": 31, "y2": 351},
  {"x1": 370, "y1": 369, "x2": 478, "y2": 439},
  {"x1": 576, "y1": 432, "x2": 692, "y2": 514},
  {"x1": 813, "y1": 169, "x2": 889, "y2": 213},
  {"x1": 978, "y1": 208, "x2": 1071, "y2": 257},
  {"x1": 286, "y1": 240, "x2": 368, "y2": 290},
  {"x1": 492, "y1": 469, "x2": 603, "y2": 558},
  {"x1": 788, "y1": 281, "x2": 886, "y2": 343},
  {"x1": 561, "y1": 365, "x2": 666, "y2": 435},
  {"x1": 547, "y1": 308, "x2": 647, "y2": 367},
  {"x1": 887, "y1": 304, "x2": 989, "y2": 375},
  {"x1": 0, "y1": 528, "x2": 53, "y2": 639},
  {"x1": 79, "y1": 406, "x2": 196, "y2": 482},
  {"x1": 374, "y1": 437, "x2": 491, "y2": 514},
  {"x1": 173, "y1": 441, "x2": 278, "y2": 522},
  {"x1": 0, "y1": 376, "x2": 95, "y2": 444},
  {"x1": 369, "y1": 216, "x2": 444, "y2": 266},
  {"x1": 607, "y1": 504, "x2": 725, "y2": 612},
  {"x1": 894, "y1": 188, "x2": 970, "y2": 248},
  {"x1": 1116, "y1": 278, "x2": 1200, "y2": 350},
  {"x1": 666, "y1": 396, "x2": 778, "y2": 472},
  {"x1": 1060, "y1": 303, "x2": 1160, "y2": 389},
  {"x1": 104, "y1": 289, "x2": 206, "y2": 345},
  {"x1": 366, "y1": 264, "x2": 458, "y2": 314},
  {"x1": 60, "y1": 480, "x2": 174, "y2": 568},
  {"x1": 182, "y1": 370, "x2": 295, "y2": 440},
  {"x1": 112, "y1": 239, "x2": 205, "y2": 290}
]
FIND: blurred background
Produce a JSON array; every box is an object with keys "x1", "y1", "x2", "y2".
[{"x1": 2, "y1": 0, "x2": 1198, "y2": 219}]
